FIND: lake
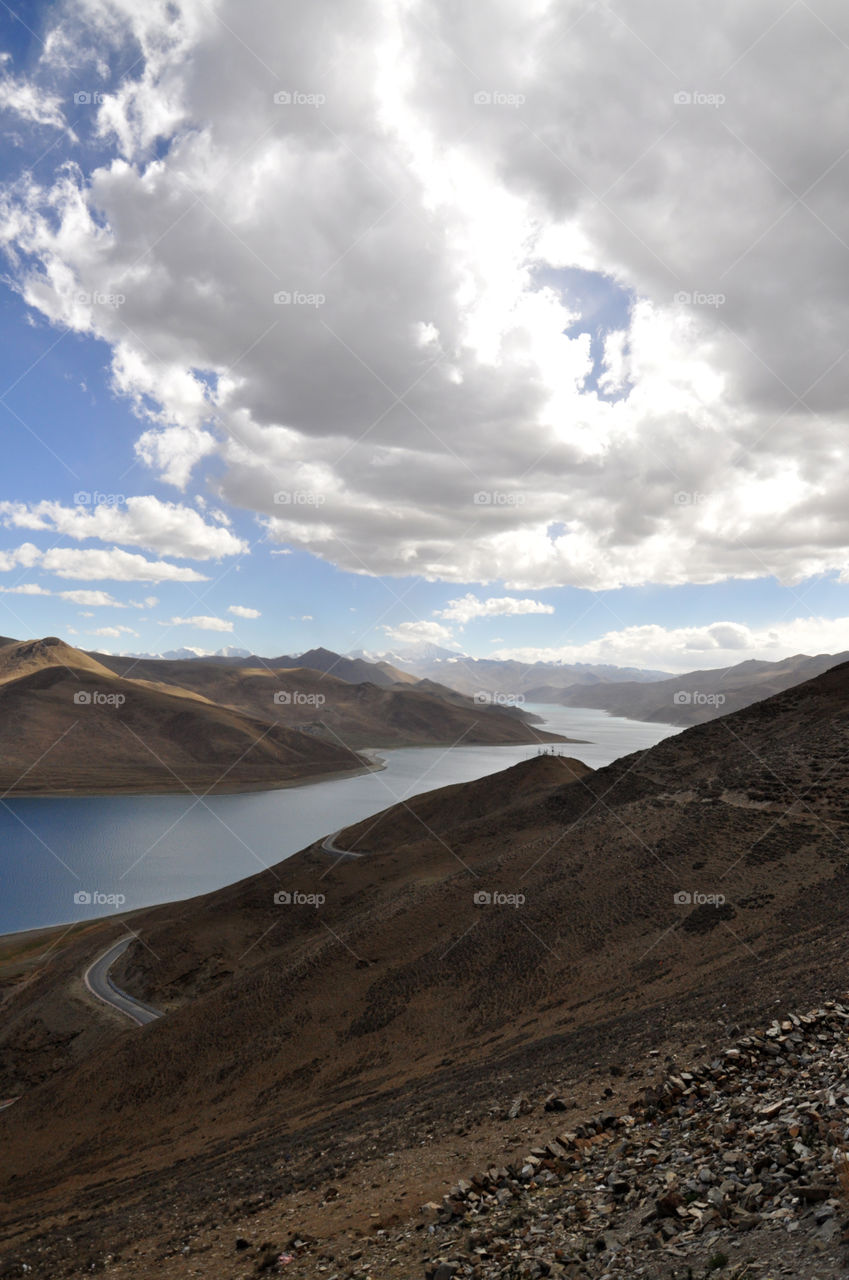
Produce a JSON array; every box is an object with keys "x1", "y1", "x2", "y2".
[{"x1": 0, "y1": 705, "x2": 679, "y2": 934}]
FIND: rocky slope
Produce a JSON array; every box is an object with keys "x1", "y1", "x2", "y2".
[{"x1": 416, "y1": 1001, "x2": 849, "y2": 1280}]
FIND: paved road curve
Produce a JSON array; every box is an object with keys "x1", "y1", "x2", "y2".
[
  {"x1": 83, "y1": 937, "x2": 163, "y2": 1026},
  {"x1": 320, "y1": 830, "x2": 363, "y2": 858}
]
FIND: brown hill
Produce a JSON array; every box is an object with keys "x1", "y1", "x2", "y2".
[
  {"x1": 0, "y1": 638, "x2": 366, "y2": 794},
  {"x1": 336, "y1": 752, "x2": 593, "y2": 852},
  {"x1": 0, "y1": 635, "x2": 117, "y2": 684},
  {"x1": 552, "y1": 648, "x2": 849, "y2": 725},
  {"x1": 4, "y1": 663, "x2": 849, "y2": 1270},
  {"x1": 88, "y1": 656, "x2": 573, "y2": 749},
  {"x1": 96, "y1": 644, "x2": 417, "y2": 689}
]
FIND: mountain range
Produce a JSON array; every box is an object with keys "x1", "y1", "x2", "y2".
[
  {"x1": 119, "y1": 639, "x2": 849, "y2": 729},
  {"x1": 355, "y1": 644, "x2": 849, "y2": 726},
  {"x1": 0, "y1": 636, "x2": 569, "y2": 795},
  {"x1": 547, "y1": 649, "x2": 849, "y2": 724},
  {"x1": 350, "y1": 644, "x2": 673, "y2": 694}
]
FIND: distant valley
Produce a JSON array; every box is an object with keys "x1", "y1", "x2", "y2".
[{"x1": 356, "y1": 643, "x2": 849, "y2": 727}]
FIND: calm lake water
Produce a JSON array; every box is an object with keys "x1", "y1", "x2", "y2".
[{"x1": 0, "y1": 705, "x2": 679, "y2": 934}]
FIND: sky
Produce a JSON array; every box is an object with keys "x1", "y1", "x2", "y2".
[{"x1": 0, "y1": 0, "x2": 848, "y2": 674}]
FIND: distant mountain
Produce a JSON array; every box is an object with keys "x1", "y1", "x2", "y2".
[
  {"x1": 98, "y1": 644, "x2": 416, "y2": 689},
  {"x1": 120, "y1": 645, "x2": 253, "y2": 660},
  {"x1": 351, "y1": 642, "x2": 467, "y2": 665},
  {"x1": 264, "y1": 646, "x2": 418, "y2": 687},
  {"x1": 551, "y1": 649, "x2": 849, "y2": 725},
  {"x1": 88, "y1": 653, "x2": 574, "y2": 750},
  {"x1": 354, "y1": 647, "x2": 672, "y2": 697},
  {"x1": 0, "y1": 637, "x2": 365, "y2": 794}
]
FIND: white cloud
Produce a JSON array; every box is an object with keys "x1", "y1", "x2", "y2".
[
  {"x1": 39, "y1": 547, "x2": 208, "y2": 582},
  {"x1": 437, "y1": 594, "x2": 554, "y2": 624},
  {"x1": 0, "y1": 497, "x2": 246, "y2": 559},
  {"x1": 489, "y1": 616, "x2": 849, "y2": 673},
  {"x1": 382, "y1": 620, "x2": 457, "y2": 648},
  {"x1": 0, "y1": 544, "x2": 41, "y2": 572},
  {"x1": 228, "y1": 604, "x2": 260, "y2": 618},
  {"x1": 58, "y1": 588, "x2": 126, "y2": 607},
  {"x1": 91, "y1": 624, "x2": 138, "y2": 637},
  {"x1": 0, "y1": 70, "x2": 66, "y2": 130},
  {"x1": 0, "y1": 583, "x2": 141, "y2": 607},
  {"x1": 3, "y1": 2, "x2": 849, "y2": 593},
  {"x1": 166, "y1": 614, "x2": 234, "y2": 632},
  {"x1": 0, "y1": 583, "x2": 51, "y2": 596}
]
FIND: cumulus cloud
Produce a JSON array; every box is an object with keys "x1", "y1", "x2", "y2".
[
  {"x1": 166, "y1": 614, "x2": 234, "y2": 632},
  {"x1": 228, "y1": 604, "x2": 260, "y2": 618},
  {"x1": 91, "y1": 624, "x2": 138, "y2": 637},
  {"x1": 490, "y1": 616, "x2": 849, "y2": 673},
  {"x1": 0, "y1": 584, "x2": 149, "y2": 607},
  {"x1": 0, "y1": 583, "x2": 51, "y2": 596},
  {"x1": 0, "y1": 497, "x2": 247, "y2": 559},
  {"x1": 437, "y1": 594, "x2": 554, "y2": 624},
  {"x1": 58, "y1": 588, "x2": 127, "y2": 606},
  {"x1": 38, "y1": 547, "x2": 207, "y2": 582},
  {"x1": 382, "y1": 620, "x2": 458, "y2": 648},
  {"x1": 2, "y1": 1, "x2": 849, "y2": 594},
  {"x1": 0, "y1": 544, "x2": 41, "y2": 572}
]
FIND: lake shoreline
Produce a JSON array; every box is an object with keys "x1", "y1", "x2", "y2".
[
  {"x1": 0, "y1": 734, "x2": 588, "y2": 799},
  {"x1": 0, "y1": 748, "x2": 388, "y2": 800},
  {"x1": 0, "y1": 707, "x2": 678, "y2": 937}
]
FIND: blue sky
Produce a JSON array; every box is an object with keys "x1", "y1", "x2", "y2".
[{"x1": 0, "y1": 1, "x2": 847, "y2": 673}]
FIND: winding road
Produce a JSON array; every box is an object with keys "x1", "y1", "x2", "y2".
[
  {"x1": 83, "y1": 829, "x2": 369, "y2": 1024},
  {"x1": 320, "y1": 830, "x2": 363, "y2": 858},
  {"x1": 83, "y1": 937, "x2": 163, "y2": 1026}
]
